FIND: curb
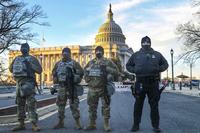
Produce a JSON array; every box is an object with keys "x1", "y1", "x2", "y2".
[
  {"x1": 164, "y1": 90, "x2": 200, "y2": 97},
  {"x1": 0, "y1": 95, "x2": 87, "y2": 126}
]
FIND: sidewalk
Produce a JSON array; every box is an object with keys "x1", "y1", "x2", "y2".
[
  {"x1": 0, "y1": 93, "x2": 15, "y2": 99},
  {"x1": 165, "y1": 86, "x2": 200, "y2": 97},
  {"x1": 0, "y1": 89, "x2": 51, "y2": 99}
]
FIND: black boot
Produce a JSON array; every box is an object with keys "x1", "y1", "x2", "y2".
[
  {"x1": 130, "y1": 124, "x2": 139, "y2": 132},
  {"x1": 153, "y1": 127, "x2": 161, "y2": 133}
]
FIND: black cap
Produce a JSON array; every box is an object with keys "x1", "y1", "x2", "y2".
[
  {"x1": 20, "y1": 43, "x2": 30, "y2": 51},
  {"x1": 62, "y1": 47, "x2": 71, "y2": 54},
  {"x1": 141, "y1": 36, "x2": 151, "y2": 44},
  {"x1": 95, "y1": 46, "x2": 104, "y2": 54}
]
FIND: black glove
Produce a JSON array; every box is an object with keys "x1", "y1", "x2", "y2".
[
  {"x1": 131, "y1": 84, "x2": 136, "y2": 96},
  {"x1": 50, "y1": 87, "x2": 57, "y2": 95}
]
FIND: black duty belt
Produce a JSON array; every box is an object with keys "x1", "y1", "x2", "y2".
[{"x1": 136, "y1": 76, "x2": 159, "y2": 83}]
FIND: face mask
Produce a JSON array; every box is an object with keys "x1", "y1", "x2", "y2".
[
  {"x1": 21, "y1": 48, "x2": 29, "y2": 55},
  {"x1": 142, "y1": 42, "x2": 151, "y2": 50},
  {"x1": 95, "y1": 51, "x2": 103, "y2": 59},
  {"x1": 62, "y1": 52, "x2": 71, "y2": 61}
]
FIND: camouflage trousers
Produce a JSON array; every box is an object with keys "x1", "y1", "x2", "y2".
[
  {"x1": 56, "y1": 86, "x2": 80, "y2": 119},
  {"x1": 16, "y1": 94, "x2": 38, "y2": 123},
  {"x1": 87, "y1": 88, "x2": 111, "y2": 120}
]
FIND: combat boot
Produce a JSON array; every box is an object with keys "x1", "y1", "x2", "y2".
[
  {"x1": 53, "y1": 118, "x2": 64, "y2": 129},
  {"x1": 75, "y1": 118, "x2": 82, "y2": 130},
  {"x1": 12, "y1": 120, "x2": 26, "y2": 132},
  {"x1": 130, "y1": 124, "x2": 139, "y2": 132},
  {"x1": 153, "y1": 127, "x2": 161, "y2": 133},
  {"x1": 84, "y1": 119, "x2": 96, "y2": 130},
  {"x1": 103, "y1": 118, "x2": 111, "y2": 132},
  {"x1": 32, "y1": 122, "x2": 40, "y2": 132}
]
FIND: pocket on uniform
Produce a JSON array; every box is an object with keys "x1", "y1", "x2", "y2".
[{"x1": 20, "y1": 82, "x2": 35, "y2": 97}]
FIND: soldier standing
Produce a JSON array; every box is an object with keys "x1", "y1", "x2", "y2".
[
  {"x1": 52, "y1": 47, "x2": 84, "y2": 129},
  {"x1": 9, "y1": 43, "x2": 42, "y2": 132},
  {"x1": 126, "y1": 36, "x2": 168, "y2": 133},
  {"x1": 84, "y1": 46, "x2": 118, "y2": 132}
]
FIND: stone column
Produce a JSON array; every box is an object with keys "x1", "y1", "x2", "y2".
[
  {"x1": 41, "y1": 55, "x2": 44, "y2": 83},
  {"x1": 48, "y1": 55, "x2": 51, "y2": 85},
  {"x1": 78, "y1": 53, "x2": 80, "y2": 63}
]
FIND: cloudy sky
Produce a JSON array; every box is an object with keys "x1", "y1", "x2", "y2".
[{"x1": 27, "y1": 0, "x2": 200, "y2": 79}]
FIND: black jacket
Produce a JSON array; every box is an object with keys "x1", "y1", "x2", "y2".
[{"x1": 126, "y1": 48, "x2": 168, "y2": 77}]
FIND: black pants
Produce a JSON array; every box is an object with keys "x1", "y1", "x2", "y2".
[{"x1": 133, "y1": 80, "x2": 160, "y2": 128}]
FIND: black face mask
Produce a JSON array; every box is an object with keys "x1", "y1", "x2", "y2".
[
  {"x1": 96, "y1": 53, "x2": 103, "y2": 59},
  {"x1": 21, "y1": 48, "x2": 29, "y2": 55},
  {"x1": 142, "y1": 45, "x2": 151, "y2": 50},
  {"x1": 62, "y1": 53, "x2": 71, "y2": 61}
]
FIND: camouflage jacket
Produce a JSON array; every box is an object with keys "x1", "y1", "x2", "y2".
[
  {"x1": 9, "y1": 55, "x2": 42, "y2": 83},
  {"x1": 52, "y1": 59, "x2": 84, "y2": 84},
  {"x1": 84, "y1": 57, "x2": 118, "y2": 88}
]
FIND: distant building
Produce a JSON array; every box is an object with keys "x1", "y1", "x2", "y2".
[{"x1": 8, "y1": 4, "x2": 133, "y2": 85}]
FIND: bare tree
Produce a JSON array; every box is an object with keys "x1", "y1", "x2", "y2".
[
  {"x1": 0, "y1": 0, "x2": 48, "y2": 84},
  {"x1": 0, "y1": 0, "x2": 48, "y2": 54},
  {"x1": 192, "y1": 0, "x2": 200, "y2": 6},
  {"x1": 0, "y1": 56, "x2": 9, "y2": 83},
  {"x1": 176, "y1": 22, "x2": 200, "y2": 62},
  {"x1": 176, "y1": 0, "x2": 200, "y2": 62}
]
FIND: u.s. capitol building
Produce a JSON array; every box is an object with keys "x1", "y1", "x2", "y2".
[{"x1": 9, "y1": 4, "x2": 133, "y2": 85}]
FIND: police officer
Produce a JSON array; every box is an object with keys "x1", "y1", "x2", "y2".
[
  {"x1": 84, "y1": 46, "x2": 118, "y2": 132},
  {"x1": 52, "y1": 47, "x2": 84, "y2": 129},
  {"x1": 126, "y1": 36, "x2": 168, "y2": 133},
  {"x1": 9, "y1": 43, "x2": 42, "y2": 132}
]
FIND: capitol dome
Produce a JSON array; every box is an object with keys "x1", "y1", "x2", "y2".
[
  {"x1": 98, "y1": 21, "x2": 123, "y2": 33},
  {"x1": 95, "y1": 4, "x2": 126, "y2": 46}
]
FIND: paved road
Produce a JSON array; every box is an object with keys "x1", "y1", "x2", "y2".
[{"x1": 0, "y1": 91, "x2": 200, "y2": 133}]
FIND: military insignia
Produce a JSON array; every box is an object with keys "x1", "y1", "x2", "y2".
[{"x1": 152, "y1": 55, "x2": 156, "y2": 58}]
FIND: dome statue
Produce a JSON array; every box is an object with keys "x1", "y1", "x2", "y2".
[{"x1": 95, "y1": 4, "x2": 126, "y2": 46}]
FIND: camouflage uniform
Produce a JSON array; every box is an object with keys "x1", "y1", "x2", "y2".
[
  {"x1": 52, "y1": 59, "x2": 83, "y2": 124},
  {"x1": 15, "y1": 79, "x2": 38, "y2": 123},
  {"x1": 84, "y1": 57, "x2": 118, "y2": 122},
  {"x1": 9, "y1": 54, "x2": 42, "y2": 131}
]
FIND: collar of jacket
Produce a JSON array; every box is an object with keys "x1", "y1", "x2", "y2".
[
  {"x1": 140, "y1": 48, "x2": 154, "y2": 53},
  {"x1": 94, "y1": 57, "x2": 106, "y2": 62},
  {"x1": 62, "y1": 58, "x2": 72, "y2": 62}
]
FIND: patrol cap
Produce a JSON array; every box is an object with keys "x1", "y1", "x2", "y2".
[
  {"x1": 62, "y1": 47, "x2": 71, "y2": 54},
  {"x1": 20, "y1": 43, "x2": 30, "y2": 51},
  {"x1": 95, "y1": 46, "x2": 104, "y2": 54},
  {"x1": 141, "y1": 36, "x2": 151, "y2": 44}
]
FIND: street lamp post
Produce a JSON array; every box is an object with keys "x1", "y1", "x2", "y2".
[
  {"x1": 167, "y1": 69, "x2": 168, "y2": 80},
  {"x1": 39, "y1": 54, "x2": 43, "y2": 92},
  {"x1": 166, "y1": 69, "x2": 169, "y2": 86},
  {"x1": 170, "y1": 49, "x2": 175, "y2": 90},
  {"x1": 190, "y1": 62, "x2": 192, "y2": 90}
]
